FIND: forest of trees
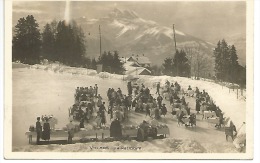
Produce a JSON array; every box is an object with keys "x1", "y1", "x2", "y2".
[
  {"x1": 97, "y1": 51, "x2": 125, "y2": 74},
  {"x1": 12, "y1": 15, "x2": 124, "y2": 73},
  {"x1": 213, "y1": 39, "x2": 246, "y2": 86},
  {"x1": 162, "y1": 49, "x2": 191, "y2": 77}
]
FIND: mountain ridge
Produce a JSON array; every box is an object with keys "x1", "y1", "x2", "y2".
[{"x1": 75, "y1": 8, "x2": 244, "y2": 66}]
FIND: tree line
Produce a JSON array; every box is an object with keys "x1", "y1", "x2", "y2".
[
  {"x1": 12, "y1": 15, "x2": 124, "y2": 73},
  {"x1": 158, "y1": 39, "x2": 245, "y2": 86},
  {"x1": 214, "y1": 39, "x2": 246, "y2": 86}
]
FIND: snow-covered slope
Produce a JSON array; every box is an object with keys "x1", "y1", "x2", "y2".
[{"x1": 12, "y1": 63, "x2": 245, "y2": 152}]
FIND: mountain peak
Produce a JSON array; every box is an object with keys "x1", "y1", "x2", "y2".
[{"x1": 109, "y1": 8, "x2": 139, "y2": 19}]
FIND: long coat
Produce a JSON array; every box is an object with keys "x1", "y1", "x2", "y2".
[
  {"x1": 196, "y1": 100, "x2": 201, "y2": 112},
  {"x1": 110, "y1": 119, "x2": 122, "y2": 138},
  {"x1": 42, "y1": 122, "x2": 50, "y2": 140}
]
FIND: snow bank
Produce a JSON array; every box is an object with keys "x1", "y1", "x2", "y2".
[
  {"x1": 30, "y1": 63, "x2": 98, "y2": 77},
  {"x1": 13, "y1": 138, "x2": 206, "y2": 153}
]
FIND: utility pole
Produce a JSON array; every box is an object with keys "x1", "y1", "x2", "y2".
[
  {"x1": 173, "y1": 24, "x2": 177, "y2": 53},
  {"x1": 173, "y1": 24, "x2": 178, "y2": 76},
  {"x1": 99, "y1": 25, "x2": 102, "y2": 58}
]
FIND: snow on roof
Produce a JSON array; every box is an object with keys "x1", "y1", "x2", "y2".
[
  {"x1": 123, "y1": 61, "x2": 141, "y2": 71},
  {"x1": 125, "y1": 67, "x2": 151, "y2": 75},
  {"x1": 128, "y1": 56, "x2": 151, "y2": 64}
]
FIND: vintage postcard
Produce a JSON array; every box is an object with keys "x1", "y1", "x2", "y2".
[{"x1": 4, "y1": 0, "x2": 254, "y2": 159}]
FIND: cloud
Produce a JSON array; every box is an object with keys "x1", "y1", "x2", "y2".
[{"x1": 13, "y1": 9, "x2": 43, "y2": 14}]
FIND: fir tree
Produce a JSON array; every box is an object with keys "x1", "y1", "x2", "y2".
[
  {"x1": 42, "y1": 23, "x2": 56, "y2": 61},
  {"x1": 12, "y1": 15, "x2": 41, "y2": 64},
  {"x1": 162, "y1": 58, "x2": 173, "y2": 76}
]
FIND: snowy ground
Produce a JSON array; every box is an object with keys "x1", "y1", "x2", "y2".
[{"x1": 12, "y1": 63, "x2": 245, "y2": 152}]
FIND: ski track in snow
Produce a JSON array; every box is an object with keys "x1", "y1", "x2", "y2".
[{"x1": 12, "y1": 63, "x2": 244, "y2": 152}]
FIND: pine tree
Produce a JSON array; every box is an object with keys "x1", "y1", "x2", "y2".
[
  {"x1": 214, "y1": 40, "x2": 230, "y2": 81},
  {"x1": 42, "y1": 23, "x2": 56, "y2": 61},
  {"x1": 112, "y1": 51, "x2": 124, "y2": 74},
  {"x1": 213, "y1": 41, "x2": 222, "y2": 80},
  {"x1": 220, "y1": 40, "x2": 230, "y2": 81},
  {"x1": 172, "y1": 50, "x2": 190, "y2": 77},
  {"x1": 97, "y1": 50, "x2": 124, "y2": 74},
  {"x1": 12, "y1": 15, "x2": 41, "y2": 64},
  {"x1": 162, "y1": 58, "x2": 173, "y2": 76},
  {"x1": 229, "y1": 45, "x2": 239, "y2": 83},
  {"x1": 54, "y1": 20, "x2": 86, "y2": 66}
]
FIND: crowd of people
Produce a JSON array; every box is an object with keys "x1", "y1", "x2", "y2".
[
  {"x1": 69, "y1": 84, "x2": 110, "y2": 128},
  {"x1": 33, "y1": 79, "x2": 240, "y2": 147}
]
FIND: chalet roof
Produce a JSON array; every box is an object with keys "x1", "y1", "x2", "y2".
[
  {"x1": 125, "y1": 67, "x2": 151, "y2": 76},
  {"x1": 127, "y1": 56, "x2": 151, "y2": 64}
]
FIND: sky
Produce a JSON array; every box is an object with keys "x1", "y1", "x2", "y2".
[{"x1": 12, "y1": 0, "x2": 246, "y2": 43}]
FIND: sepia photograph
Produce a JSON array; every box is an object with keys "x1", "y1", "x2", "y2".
[{"x1": 4, "y1": 0, "x2": 254, "y2": 159}]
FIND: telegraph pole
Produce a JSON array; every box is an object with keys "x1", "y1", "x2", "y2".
[
  {"x1": 173, "y1": 24, "x2": 178, "y2": 76},
  {"x1": 99, "y1": 25, "x2": 102, "y2": 58},
  {"x1": 173, "y1": 24, "x2": 177, "y2": 53}
]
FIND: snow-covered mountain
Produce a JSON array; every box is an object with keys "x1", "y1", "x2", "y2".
[{"x1": 76, "y1": 8, "x2": 215, "y2": 65}]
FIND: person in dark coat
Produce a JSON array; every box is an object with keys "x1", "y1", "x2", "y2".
[
  {"x1": 36, "y1": 117, "x2": 42, "y2": 145},
  {"x1": 42, "y1": 118, "x2": 50, "y2": 141},
  {"x1": 196, "y1": 99, "x2": 200, "y2": 114},
  {"x1": 127, "y1": 81, "x2": 132, "y2": 95},
  {"x1": 157, "y1": 94, "x2": 163, "y2": 108},
  {"x1": 161, "y1": 104, "x2": 167, "y2": 117},
  {"x1": 110, "y1": 118, "x2": 122, "y2": 139}
]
